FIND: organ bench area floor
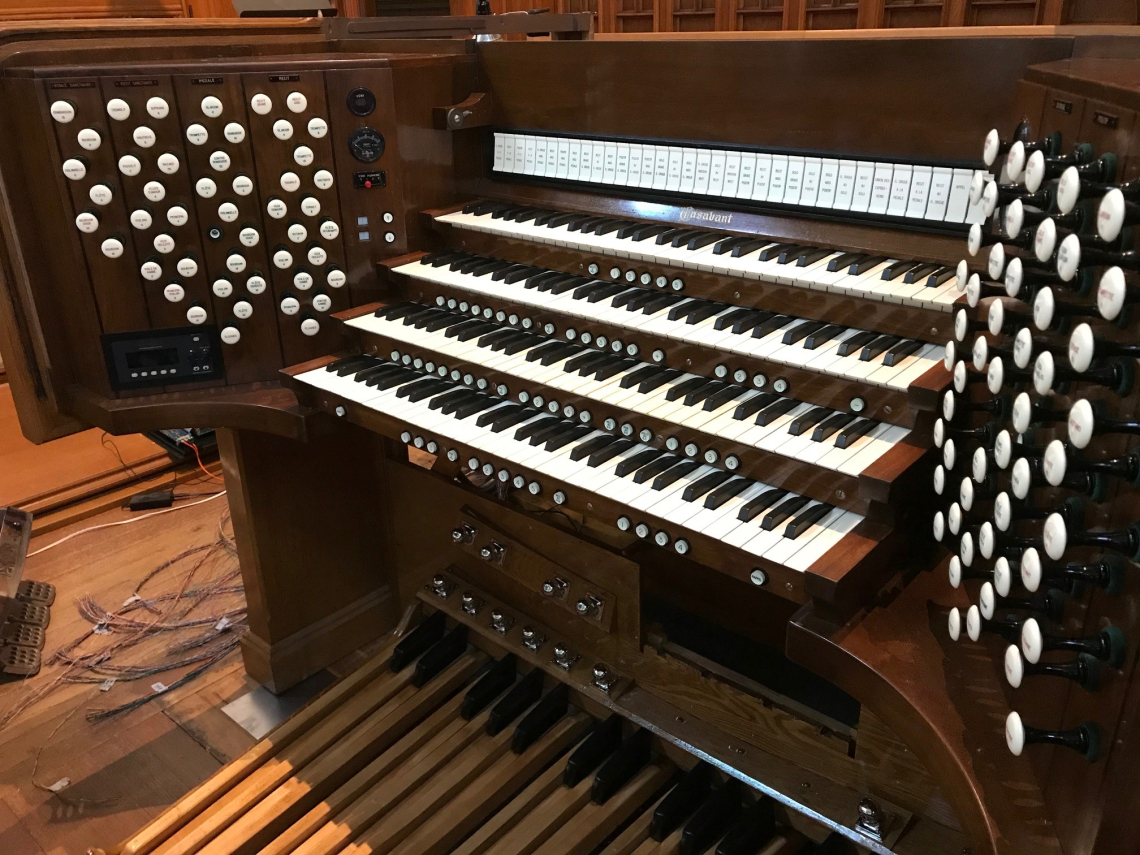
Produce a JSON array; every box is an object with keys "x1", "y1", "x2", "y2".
[{"x1": 7, "y1": 19, "x2": 1140, "y2": 855}]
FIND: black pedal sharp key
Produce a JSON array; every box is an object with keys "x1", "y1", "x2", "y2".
[
  {"x1": 390, "y1": 611, "x2": 447, "y2": 671},
  {"x1": 564, "y1": 714, "x2": 623, "y2": 787},
  {"x1": 411, "y1": 623, "x2": 467, "y2": 686},
  {"x1": 592, "y1": 728, "x2": 652, "y2": 805},
  {"x1": 512, "y1": 682, "x2": 569, "y2": 753},
  {"x1": 487, "y1": 667, "x2": 544, "y2": 736},
  {"x1": 680, "y1": 780, "x2": 744, "y2": 855},
  {"x1": 651, "y1": 762, "x2": 713, "y2": 841},
  {"x1": 714, "y1": 796, "x2": 777, "y2": 855},
  {"x1": 461, "y1": 654, "x2": 517, "y2": 720}
]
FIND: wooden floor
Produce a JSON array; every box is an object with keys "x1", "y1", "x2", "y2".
[{"x1": 0, "y1": 383, "x2": 268, "y2": 855}]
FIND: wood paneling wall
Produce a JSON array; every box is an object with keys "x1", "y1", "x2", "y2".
[
  {"x1": 449, "y1": 0, "x2": 1138, "y2": 31},
  {"x1": 0, "y1": 0, "x2": 367, "y2": 20}
]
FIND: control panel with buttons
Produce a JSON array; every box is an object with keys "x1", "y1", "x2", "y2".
[
  {"x1": 101, "y1": 326, "x2": 224, "y2": 390},
  {"x1": 40, "y1": 56, "x2": 418, "y2": 392}
]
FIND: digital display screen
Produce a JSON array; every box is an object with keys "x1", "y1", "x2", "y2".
[{"x1": 125, "y1": 348, "x2": 179, "y2": 369}]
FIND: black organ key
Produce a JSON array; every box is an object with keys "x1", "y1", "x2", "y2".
[
  {"x1": 782, "y1": 320, "x2": 826, "y2": 345},
  {"x1": 754, "y1": 398, "x2": 798, "y2": 426},
  {"x1": 356, "y1": 363, "x2": 403, "y2": 384},
  {"x1": 540, "y1": 343, "x2": 584, "y2": 366},
  {"x1": 421, "y1": 250, "x2": 466, "y2": 267},
  {"x1": 796, "y1": 247, "x2": 832, "y2": 266},
  {"x1": 627, "y1": 223, "x2": 671, "y2": 242},
  {"x1": 380, "y1": 303, "x2": 422, "y2": 321},
  {"x1": 522, "y1": 270, "x2": 564, "y2": 289},
  {"x1": 501, "y1": 334, "x2": 541, "y2": 356},
  {"x1": 731, "y1": 311, "x2": 775, "y2": 335},
  {"x1": 477, "y1": 328, "x2": 518, "y2": 348},
  {"x1": 787, "y1": 406, "x2": 832, "y2": 436},
  {"x1": 738, "y1": 488, "x2": 788, "y2": 522},
  {"x1": 570, "y1": 433, "x2": 619, "y2": 461},
  {"x1": 541, "y1": 212, "x2": 578, "y2": 228},
  {"x1": 424, "y1": 313, "x2": 466, "y2": 333},
  {"x1": 528, "y1": 420, "x2": 576, "y2": 447},
  {"x1": 461, "y1": 654, "x2": 517, "y2": 720},
  {"x1": 567, "y1": 215, "x2": 606, "y2": 232},
  {"x1": 651, "y1": 762, "x2": 713, "y2": 841},
  {"x1": 704, "y1": 477, "x2": 754, "y2": 509},
  {"x1": 883, "y1": 339, "x2": 923, "y2": 366},
  {"x1": 904, "y1": 263, "x2": 940, "y2": 284},
  {"x1": 668, "y1": 300, "x2": 704, "y2": 322},
  {"x1": 432, "y1": 389, "x2": 478, "y2": 413},
  {"x1": 390, "y1": 610, "x2": 446, "y2": 672},
  {"x1": 776, "y1": 245, "x2": 811, "y2": 264},
  {"x1": 812, "y1": 412, "x2": 855, "y2": 441},
  {"x1": 680, "y1": 780, "x2": 744, "y2": 855},
  {"x1": 751, "y1": 314, "x2": 795, "y2": 339},
  {"x1": 550, "y1": 276, "x2": 592, "y2": 295},
  {"x1": 715, "y1": 797, "x2": 777, "y2": 855},
  {"x1": 589, "y1": 438, "x2": 636, "y2": 466},
  {"x1": 514, "y1": 415, "x2": 561, "y2": 441},
  {"x1": 655, "y1": 227, "x2": 689, "y2": 245},
  {"x1": 666, "y1": 376, "x2": 714, "y2": 402},
  {"x1": 785, "y1": 503, "x2": 834, "y2": 538},
  {"x1": 453, "y1": 396, "x2": 503, "y2": 420},
  {"x1": 486, "y1": 331, "x2": 532, "y2": 353},
  {"x1": 825, "y1": 251, "x2": 863, "y2": 271},
  {"x1": 452, "y1": 256, "x2": 489, "y2": 274},
  {"x1": 512, "y1": 683, "x2": 570, "y2": 754},
  {"x1": 401, "y1": 379, "x2": 453, "y2": 403},
  {"x1": 477, "y1": 403, "x2": 523, "y2": 427},
  {"x1": 860, "y1": 335, "x2": 900, "y2": 361},
  {"x1": 468, "y1": 258, "x2": 509, "y2": 277},
  {"x1": 565, "y1": 350, "x2": 611, "y2": 374},
  {"x1": 848, "y1": 255, "x2": 888, "y2": 275},
  {"x1": 327, "y1": 354, "x2": 375, "y2": 375},
  {"x1": 592, "y1": 729, "x2": 652, "y2": 805},
  {"x1": 491, "y1": 263, "x2": 532, "y2": 282},
  {"x1": 640, "y1": 293, "x2": 684, "y2": 314},
  {"x1": 411, "y1": 624, "x2": 468, "y2": 687},
  {"x1": 681, "y1": 470, "x2": 735, "y2": 502},
  {"x1": 594, "y1": 219, "x2": 631, "y2": 236},
  {"x1": 803, "y1": 324, "x2": 845, "y2": 350},
  {"x1": 595, "y1": 358, "x2": 639, "y2": 382},
  {"x1": 634, "y1": 455, "x2": 685, "y2": 484},
  {"x1": 684, "y1": 380, "x2": 727, "y2": 408},
  {"x1": 685, "y1": 302, "x2": 730, "y2": 325},
  {"x1": 487, "y1": 667, "x2": 544, "y2": 736},
  {"x1": 587, "y1": 283, "x2": 629, "y2": 303},
  {"x1": 652, "y1": 460, "x2": 701, "y2": 489},
  {"x1": 713, "y1": 236, "x2": 750, "y2": 255},
  {"x1": 761, "y1": 496, "x2": 813, "y2": 530},
  {"x1": 670, "y1": 229, "x2": 707, "y2": 247},
  {"x1": 372, "y1": 370, "x2": 420, "y2": 391},
  {"x1": 503, "y1": 266, "x2": 545, "y2": 284},
  {"x1": 713, "y1": 307, "x2": 755, "y2": 331},
  {"x1": 879, "y1": 259, "x2": 921, "y2": 280},
  {"x1": 731, "y1": 238, "x2": 770, "y2": 258},
  {"x1": 621, "y1": 365, "x2": 666, "y2": 389},
  {"x1": 443, "y1": 319, "x2": 486, "y2": 339},
  {"x1": 686, "y1": 232, "x2": 721, "y2": 251},
  {"x1": 614, "y1": 449, "x2": 665, "y2": 478},
  {"x1": 704, "y1": 385, "x2": 750, "y2": 412},
  {"x1": 836, "y1": 331, "x2": 879, "y2": 356},
  {"x1": 524, "y1": 341, "x2": 572, "y2": 363},
  {"x1": 544, "y1": 425, "x2": 592, "y2": 451},
  {"x1": 564, "y1": 714, "x2": 624, "y2": 787},
  {"x1": 733, "y1": 393, "x2": 779, "y2": 420},
  {"x1": 490, "y1": 408, "x2": 538, "y2": 432},
  {"x1": 610, "y1": 288, "x2": 646, "y2": 309}
]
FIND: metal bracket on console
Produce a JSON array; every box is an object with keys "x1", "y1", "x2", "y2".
[{"x1": 433, "y1": 93, "x2": 492, "y2": 131}]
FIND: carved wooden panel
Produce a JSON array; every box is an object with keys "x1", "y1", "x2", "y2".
[
  {"x1": 0, "y1": 0, "x2": 185, "y2": 19},
  {"x1": 736, "y1": 0, "x2": 784, "y2": 31},
  {"x1": 804, "y1": 0, "x2": 859, "y2": 29},
  {"x1": 672, "y1": 0, "x2": 719, "y2": 31},
  {"x1": 965, "y1": 0, "x2": 1041, "y2": 26},
  {"x1": 615, "y1": 0, "x2": 655, "y2": 32},
  {"x1": 883, "y1": 0, "x2": 944, "y2": 27}
]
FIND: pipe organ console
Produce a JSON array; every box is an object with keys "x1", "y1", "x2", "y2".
[{"x1": 2, "y1": 16, "x2": 1140, "y2": 855}]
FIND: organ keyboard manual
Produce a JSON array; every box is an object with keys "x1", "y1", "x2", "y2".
[{"x1": 0, "y1": 14, "x2": 1138, "y2": 855}]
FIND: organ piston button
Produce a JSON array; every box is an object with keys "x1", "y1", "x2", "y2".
[
  {"x1": 141, "y1": 261, "x2": 162, "y2": 281},
  {"x1": 279, "y1": 296, "x2": 300, "y2": 315},
  {"x1": 176, "y1": 256, "x2": 198, "y2": 277},
  {"x1": 157, "y1": 152, "x2": 180, "y2": 174},
  {"x1": 186, "y1": 305, "x2": 207, "y2": 324},
  {"x1": 312, "y1": 294, "x2": 332, "y2": 312},
  {"x1": 132, "y1": 126, "x2": 156, "y2": 148},
  {"x1": 106, "y1": 98, "x2": 130, "y2": 121},
  {"x1": 153, "y1": 234, "x2": 175, "y2": 254},
  {"x1": 163, "y1": 283, "x2": 185, "y2": 302},
  {"x1": 209, "y1": 150, "x2": 232, "y2": 171},
  {"x1": 300, "y1": 317, "x2": 320, "y2": 336},
  {"x1": 287, "y1": 223, "x2": 308, "y2": 243},
  {"x1": 384, "y1": 232, "x2": 396, "y2": 244},
  {"x1": 118, "y1": 155, "x2": 141, "y2": 176},
  {"x1": 327, "y1": 269, "x2": 346, "y2": 288},
  {"x1": 382, "y1": 212, "x2": 394, "y2": 224},
  {"x1": 167, "y1": 206, "x2": 189, "y2": 227},
  {"x1": 308, "y1": 117, "x2": 328, "y2": 138},
  {"x1": 307, "y1": 246, "x2": 328, "y2": 265},
  {"x1": 200, "y1": 95, "x2": 223, "y2": 117},
  {"x1": 185, "y1": 123, "x2": 208, "y2": 145},
  {"x1": 212, "y1": 278, "x2": 233, "y2": 297},
  {"x1": 286, "y1": 91, "x2": 307, "y2": 113},
  {"x1": 100, "y1": 237, "x2": 123, "y2": 258},
  {"x1": 246, "y1": 274, "x2": 266, "y2": 294},
  {"x1": 319, "y1": 219, "x2": 340, "y2": 239},
  {"x1": 301, "y1": 196, "x2": 321, "y2": 216},
  {"x1": 75, "y1": 212, "x2": 99, "y2": 233},
  {"x1": 50, "y1": 100, "x2": 75, "y2": 123},
  {"x1": 267, "y1": 198, "x2": 288, "y2": 219},
  {"x1": 77, "y1": 128, "x2": 101, "y2": 150},
  {"x1": 280, "y1": 171, "x2": 301, "y2": 192},
  {"x1": 273, "y1": 119, "x2": 294, "y2": 141},
  {"x1": 62, "y1": 158, "x2": 86, "y2": 180},
  {"x1": 250, "y1": 93, "x2": 272, "y2": 115},
  {"x1": 294, "y1": 145, "x2": 314, "y2": 167},
  {"x1": 226, "y1": 253, "x2": 247, "y2": 273},
  {"x1": 239, "y1": 227, "x2": 259, "y2": 247},
  {"x1": 146, "y1": 97, "x2": 169, "y2": 119},
  {"x1": 218, "y1": 202, "x2": 239, "y2": 222},
  {"x1": 89, "y1": 184, "x2": 113, "y2": 206},
  {"x1": 313, "y1": 169, "x2": 334, "y2": 190},
  {"x1": 232, "y1": 175, "x2": 254, "y2": 196},
  {"x1": 220, "y1": 326, "x2": 241, "y2": 345},
  {"x1": 273, "y1": 249, "x2": 293, "y2": 268},
  {"x1": 233, "y1": 300, "x2": 253, "y2": 319},
  {"x1": 195, "y1": 177, "x2": 217, "y2": 198}
]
